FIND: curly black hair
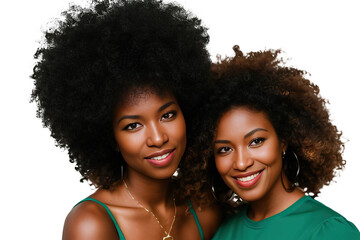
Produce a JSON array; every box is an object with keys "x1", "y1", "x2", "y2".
[
  {"x1": 185, "y1": 46, "x2": 345, "y2": 202},
  {"x1": 31, "y1": 0, "x2": 210, "y2": 192}
]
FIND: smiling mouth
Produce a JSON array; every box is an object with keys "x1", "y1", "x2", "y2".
[
  {"x1": 236, "y1": 171, "x2": 262, "y2": 182},
  {"x1": 145, "y1": 149, "x2": 176, "y2": 167},
  {"x1": 145, "y1": 149, "x2": 175, "y2": 160},
  {"x1": 148, "y1": 151, "x2": 171, "y2": 160},
  {"x1": 233, "y1": 170, "x2": 264, "y2": 188}
]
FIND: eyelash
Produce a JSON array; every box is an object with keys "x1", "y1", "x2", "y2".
[
  {"x1": 122, "y1": 111, "x2": 177, "y2": 131},
  {"x1": 161, "y1": 111, "x2": 177, "y2": 120},
  {"x1": 123, "y1": 122, "x2": 142, "y2": 131},
  {"x1": 217, "y1": 146, "x2": 232, "y2": 154},
  {"x1": 250, "y1": 137, "x2": 265, "y2": 146},
  {"x1": 216, "y1": 137, "x2": 266, "y2": 153}
]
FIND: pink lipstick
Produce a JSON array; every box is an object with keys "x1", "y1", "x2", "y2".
[
  {"x1": 145, "y1": 149, "x2": 175, "y2": 167},
  {"x1": 233, "y1": 170, "x2": 263, "y2": 188}
]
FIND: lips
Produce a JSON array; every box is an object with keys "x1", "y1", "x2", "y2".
[
  {"x1": 233, "y1": 170, "x2": 263, "y2": 188},
  {"x1": 145, "y1": 149, "x2": 175, "y2": 167}
]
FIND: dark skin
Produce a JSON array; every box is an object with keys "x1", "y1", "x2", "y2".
[
  {"x1": 63, "y1": 90, "x2": 221, "y2": 240},
  {"x1": 64, "y1": 185, "x2": 220, "y2": 240},
  {"x1": 214, "y1": 107, "x2": 304, "y2": 222}
]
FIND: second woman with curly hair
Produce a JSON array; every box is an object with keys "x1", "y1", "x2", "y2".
[
  {"x1": 31, "y1": 0, "x2": 221, "y2": 239},
  {"x1": 188, "y1": 46, "x2": 360, "y2": 239}
]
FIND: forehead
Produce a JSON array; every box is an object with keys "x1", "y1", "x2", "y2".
[{"x1": 216, "y1": 107, "x2": 274, "y2": 135}]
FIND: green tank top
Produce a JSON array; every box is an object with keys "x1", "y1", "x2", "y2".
[{"x1": 75, "y1": 197, "x2": 204, "y2": 240}]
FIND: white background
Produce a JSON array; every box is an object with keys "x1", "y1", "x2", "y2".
[{"x1": 1, "y1": 0, "x2": 359, "y2": 239}]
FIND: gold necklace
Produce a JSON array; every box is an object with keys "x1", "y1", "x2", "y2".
[{"x1": 123, "y1": 180, "x2": 176, "y2": 240}]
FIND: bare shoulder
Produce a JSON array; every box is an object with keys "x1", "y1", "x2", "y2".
[
  {"x1": 191, "y1": 199, "x2": 223, "y2": 240},
  {"x1": 62, "y1": 200, "x2": 119, "y2": 240}
]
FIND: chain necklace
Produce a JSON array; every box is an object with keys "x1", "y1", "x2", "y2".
[{"x1": 123, "y1": 179, "x2": 176, "y2": 240}]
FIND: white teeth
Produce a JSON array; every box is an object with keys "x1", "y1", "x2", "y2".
[
  {"x1": 150, "y1": 152, "x2": 170, "y2": 160},
  {"x1": 237, "y1": 172, "x2": 261, "y2": 182}
]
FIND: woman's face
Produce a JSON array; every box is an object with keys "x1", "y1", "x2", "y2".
[
  {"x1": 113, "y1": 90, "x2": 186, "y2": 180},
  {"x1": 214, "y1": 107, "x2": 286, "y2": 202}
]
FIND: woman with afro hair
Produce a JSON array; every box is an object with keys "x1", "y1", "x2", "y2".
[
  {"x1": 31, "y1": 0, "x2": 221, "y2": 239},
  {"x1": 186, "y1": 46, "x2": 360, "y2": 239}
]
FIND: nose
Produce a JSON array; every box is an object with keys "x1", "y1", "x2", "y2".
[
  {"x1": 233, "y1": 148, "x2": 254, "y2": 171},
  {"x1": 146, "y1": 122, "x2": 169, "y2": 147}
]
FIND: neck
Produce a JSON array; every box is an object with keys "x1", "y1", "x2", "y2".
[
  {"x1": 123, "y1": 170, "x2": 173, "y2": 207},
  {"x1": 247, "y1": 174, "x2": 304, "y2": 221}
]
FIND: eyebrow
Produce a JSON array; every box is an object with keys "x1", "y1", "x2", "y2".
[
  {"x1": 158, "y1": 101, "x2": 176, "y2": 112},
  {"x1": 214, "y1": 139, "x2": 231, "y2": 144},
  {"x1": 244, "y1": 128, "x2": 268, "y2": 138},
  {"x1": 117, "y1": 101, "x2": 176, "y2": 124},
  {"x1": 117, "y1": 115, "x2": 140, "y2": 124},
  {"x1": 214, "y1": 128, "x2": 268, "y2": 144}
]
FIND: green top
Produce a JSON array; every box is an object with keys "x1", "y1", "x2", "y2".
[
  {"x1": 212, "y1": 196, "x2": 360, "y2": 240},
  {"x1": 76, "y1": 197, "x2": 204, "y2": 240},
  {"x1": 75, "y1": 198, "x2": 126, "y2": 240}
]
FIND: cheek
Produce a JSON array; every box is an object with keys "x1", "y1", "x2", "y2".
[
  {"x1": 171, "y1": 116, "x2": 186, "y2": 148},
  {"x1": 256, "y1": 143, "x2": 282, "y2": 166},
  {"x1": 215, "y1": 156, "x2": 232, "y2": 177},
  {"x1": 115, "y1": 133, "x2": 143, "y2": 160}
]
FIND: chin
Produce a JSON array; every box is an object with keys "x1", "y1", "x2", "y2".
[
  {"x1": 155, "y1": 166, "x2": 179, "y2": 180},
  {"x1": 234, "y1": 190, "x2": 266, "y2": 203}
]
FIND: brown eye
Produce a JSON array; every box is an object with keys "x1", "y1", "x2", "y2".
[
  {"x1": 250, "y1": 138, "x2": 265, "y2": 147},
  {"x1": 123, "y1": 122, "x2": 142, "y2": 130},
  {"x1": 161, "y1": 111, "x2": 177, "y2": 120},
  {"x1": 217, "y1": 146, "x2": 232, "y2": 154}
]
